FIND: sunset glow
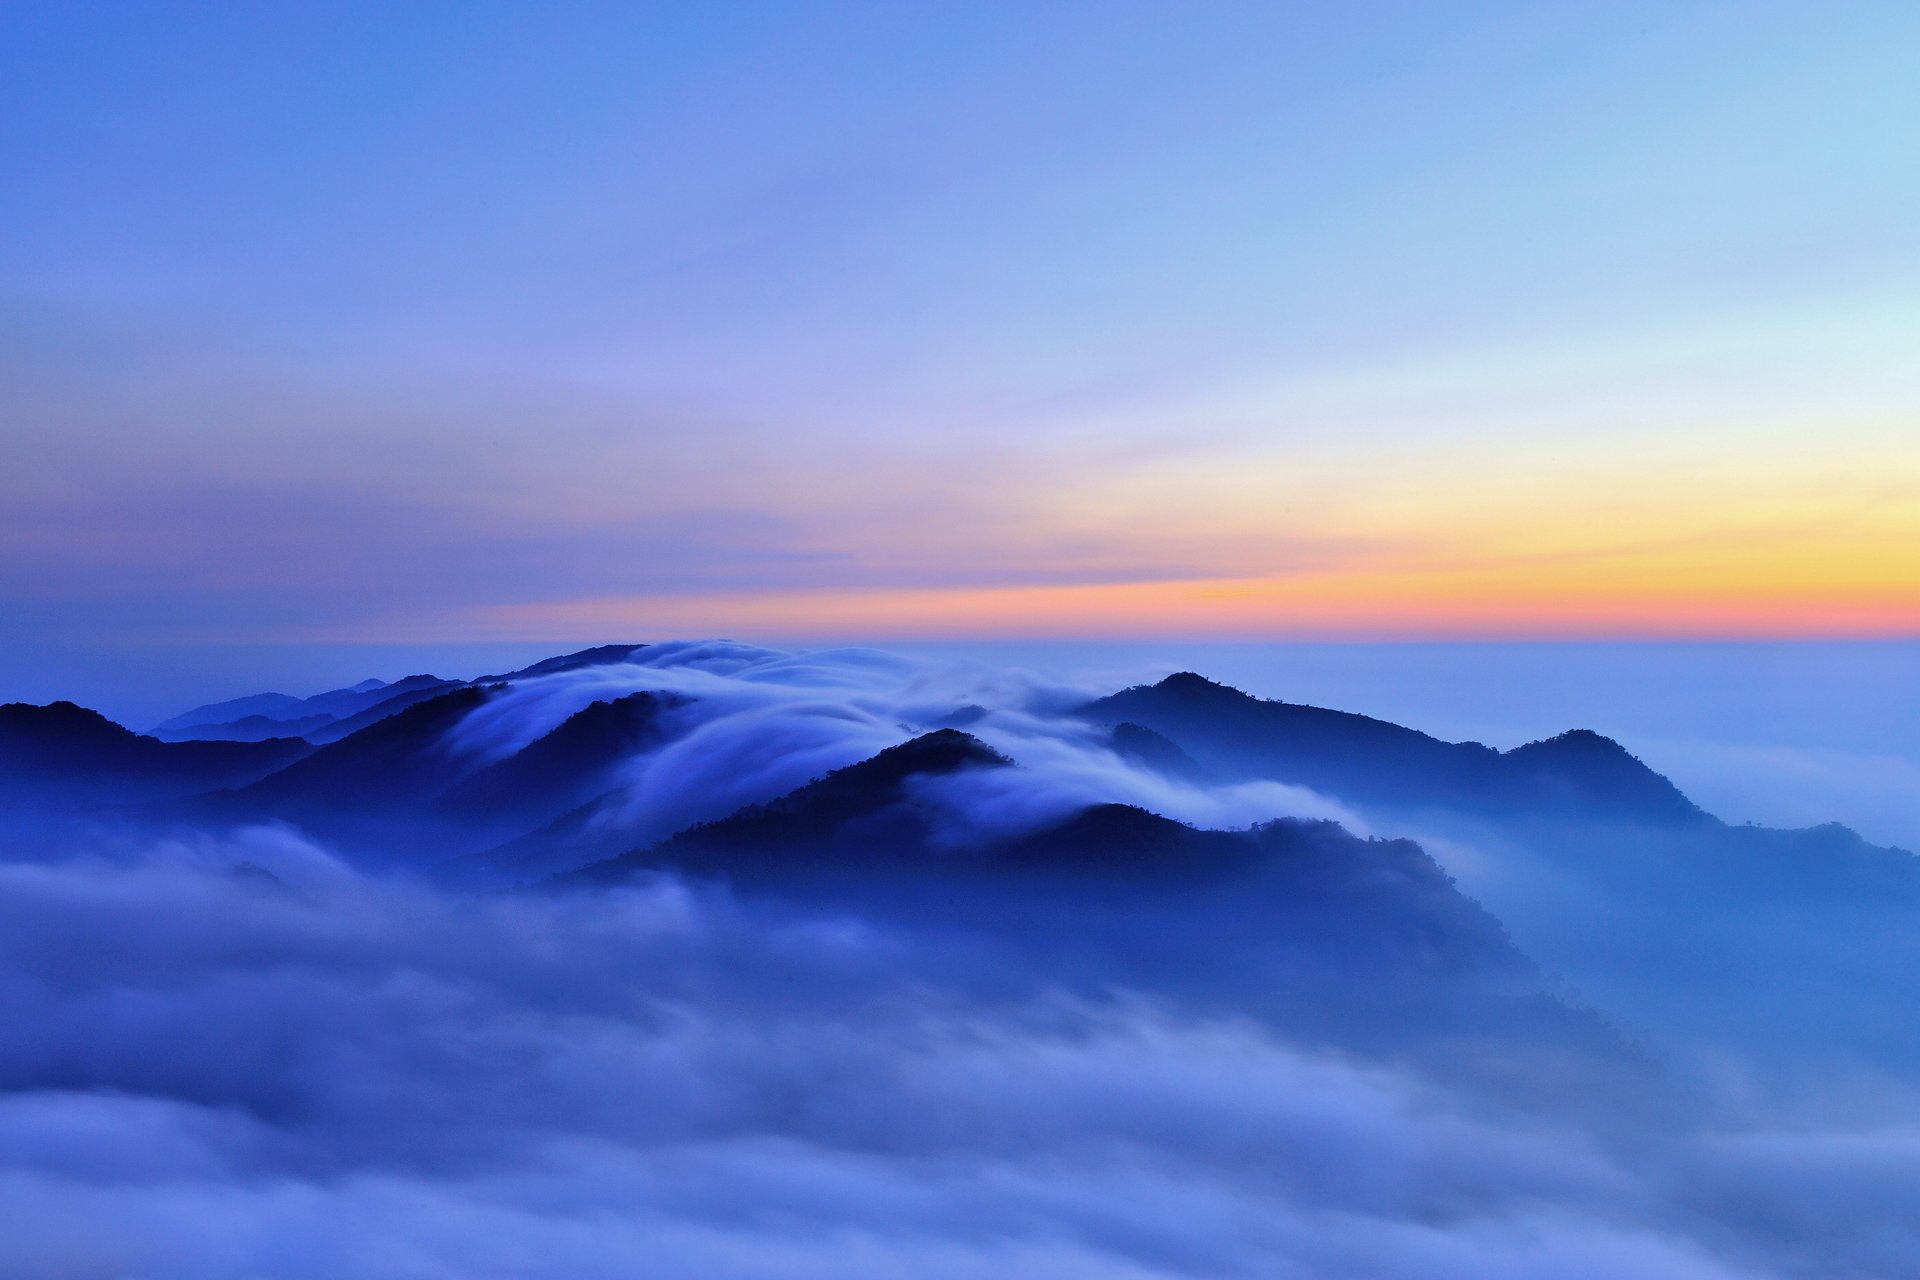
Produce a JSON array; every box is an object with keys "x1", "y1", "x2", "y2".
[
  {"x1": 9, "y1": 9, "x2": 1920, "y2": 1277},
  {"x1": 3, "y1": 1, "x2": 1918, "y2": 685}
]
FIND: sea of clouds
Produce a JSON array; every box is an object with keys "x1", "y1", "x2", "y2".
[
  {"x1": 3, "y1": 641, "x2": 1918, "y2": 1276},
  {"x1": 0, "y1": 827, "x2": 1915, "y2": 1279}
]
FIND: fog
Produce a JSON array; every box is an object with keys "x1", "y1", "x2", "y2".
[
  {"x1": 436, "y1": 640, "x2": 1364, "y2": 869},
  {"x1": 890, "y1": 639, "x2": 1920, "y2": 852},
  {"x1": 3, "y1": 830, "x2": 1915, "y2": 1279},
  {"x1": 4, "y1": 638, "x2": 1918, "y2": 1276}
]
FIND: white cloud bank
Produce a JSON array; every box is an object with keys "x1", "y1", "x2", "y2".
[{"x1": 0, "y1": 830, "x2": 1911, "y2": 1279}]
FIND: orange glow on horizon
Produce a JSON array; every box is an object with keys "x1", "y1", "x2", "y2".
[
  {"x1": 256, "y1": 499, "x2": 1920, "y2": 647},
  {"x1": 424, "y1": 555, "x2": 1920, "y2": 645}
]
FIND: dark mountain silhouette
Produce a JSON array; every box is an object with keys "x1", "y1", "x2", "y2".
[
  {"x1": 151, "y1": 673, "x2": 455, "y2": 743},
  {"x1": 569, "y1": 726, "x2": 1518, "y2": 974},
  {"x1": 151, "y1": 690, "x2": 309, "y2": 736},
  {"x1": 991, "y1": 801, "x2": 1252, "y2": 878},
  {"x1": 1081, "y1": 672, "x2": 1706, "y2": 824},
  {"x1": 297, "y1": 676, "x2": 399, "y2": 716},
  {"x1": 466, "y1": 709, "x2": 996, "y2": 887},
  {"x1": 151, "y1": 649, "x2": 647, "y2": 747},
  {"x1": 201, "y1": 687, "x2": 498, "y2": 844},
  {"x1": 151, "y1": 677, "x2": 386, "y2": 739},
  {"x1": 475, "y1": 643, "x2": 649, "y2": 683},
  {"x1": 570, "y1": 728, "x2": 1512, "y2": 946},
  {"x1": 1108, "y1": 720, "x2": 1213, "y2": 783},
  {"x1": 434, "y1": 690, "x2": 680, "y2": 833},
  {"x1": 1500, "y1": 728, "x2": 1704, "y2": 820},
  {"x1": 12, "y1": 642, "x2": 1911, "y2": 1111},
  {"x1": 184, "y1": 686, "x2": 695, "y2": 867},
  {"x1": 572, "y1": 728, "x2": 1010, "y2": 885},
  {"x1": 0, "y1": 701, "x2": 312, "y2": 807},
  {"x1": 563, "y1": 729, "x2": 1638, "y2": 1101},
  {"x1": 301, "y1": 676, "x2": 465, "y2": 744},
  {"x1": 161, "y1": 712, "x2": 337, "y2": 743}
]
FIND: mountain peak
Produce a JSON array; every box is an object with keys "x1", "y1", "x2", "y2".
[
  {"x1": 846, "y1": 729, "x2": 1012, "y2": 784},
  {"x1": 1155, "y1": 671, "x2": 1240, "y2": 696},
  {"x1": 1504, "y1": 729, "x2": 1705, "y2": 823},
  {"x1": 1, "y1": 699, "x2": 134, "y2": 742},
  {"x1": 1505, "y1": 728, "x2": 1649, "y2": 770},
  {"x1": 1082, "y1": 676, "x2": 1710, "y2": 825},
  {"x1": 1518, "y1": 727, "x2": 1621, "y2": 753},
  {"x1": 478, "y1": 644, "x2": 649, "y2": 683},
  {"x1": 569, "y1": 729, "x2": 1012, "y2": 885},
  {"x1": 1110, "y1": 721, "x2": 1212, "y2": 782}
]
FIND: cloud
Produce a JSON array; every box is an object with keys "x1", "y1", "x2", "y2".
[
  {"x1": 0, "y1": 831, "x2": 1910, "y2": 1278},
  {"x1": 3, "y1": 643, "x2": 1917, "y2": 1276},
  {"x1": 431, "y1": 640, "x2": 1362, "y2": 861},
  {"x1": 1640, "y1": 736, "x2": 1920, "y2": 853}
]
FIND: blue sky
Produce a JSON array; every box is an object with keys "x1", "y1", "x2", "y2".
[{"x1": 4, "y1": 1, "x2": 1919, "y2": 710}]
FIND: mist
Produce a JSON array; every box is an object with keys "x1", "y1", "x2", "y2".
[
  {"x1": 3, "y1": 831, "x2": 1916, "y2": 1280},
  {"x1": 422, "y1": 640, "x2": 1364, "y2": 872},
  {"x1": 4, "y1": 638, "x2": 1918, "y2": 1276},
  {"x1": 888, "y1": 639, "x2": 1920, "y2": 853},
  {"x1": 9, "y1": 3, "x2": 1917, "y2": 1272}
]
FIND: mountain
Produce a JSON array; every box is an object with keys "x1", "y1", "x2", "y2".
[
  {"x1": 150, "y1": 674, "x2": 453, "y2": 743},
  {"x1": 1081, "y1": 672, "x2": 1706, "y2": 825},
  {"x1": 475, "y1": 643, "x2": 649, "y2": 682},
  {"x1": 197, "y1": 687, "x2": 498, "y2": 848},
  {"x1": 298, "y1": 676, "x2": 396, "y2": 713},
  {"x1": 568, "y1": 726, "x2": 1529, "y2": 979},
  {"x1": 150, "y1": 676, "x2": 391, "y2": 739},
  {"x1": 1500, "y1": 728, "x2": 1705, "y2": 820},
  {"x1": 568, "y1": 725, "x2": 1530, "y2": 984},
  {"x1": 570, "y1": 727, "x2": 1501, "y2": 940},
  {"x1": 12, "y1": 642, "x2": 1913, "y2": 1106},
  {"x1": 433, "y1": 690, "x2": 680, "y2": 833},
  {"x1": 150, "y1": 690, "x2": 309, "y2": 735},
  {"x1": 1108, "y1": 720, "x2": 1213, "y2": 783},
  {"x1": 1074, "y1": 676, "x2": 1920, "y2": 1082},
  {"x1": 300, "y1": 676, "x2": 465, "y2": 744},
  {"x1": 564, "y1": 729, "x2": 1634, "y2": 1097},
  {"x1": 0, "y1": 701, "x2": 312, "y2": 807},
  {"x1": 574, "y1": 728, "x2": 1011, "y2": 885},
  {"x1": 150, "y1": 646, "x2": 651, "y2": 746},
  {"x1": 159, "y1": 712, "x2": 339, "y2": 743},
  {"x1": 184, "y1": 684, "x2": 694, "y2": 867},
  {"x1": 291, "y1": 655, "x2": 651, "y2": 746}
]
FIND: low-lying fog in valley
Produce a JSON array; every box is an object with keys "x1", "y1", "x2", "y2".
[{"x1": 3, "y1": 640, "x2": 1917, "y2": 1278}]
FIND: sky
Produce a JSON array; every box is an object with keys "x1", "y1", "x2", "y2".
[
  {"x1": 4, "y1": 1, "x2": 1920, "y2": 703},
  {"x1": 7, "y1": 14, "x2": 1920, "y2": 1265}
]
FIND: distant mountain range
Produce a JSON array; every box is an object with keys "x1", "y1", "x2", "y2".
[
  {"x1": 4, "y1": 639, "x2": 1911, "y2": 1085},
  {"x1": 0, "y1": 700, "x2": 310, "y2": 807},
  {"x1": 1083, "y1": 671, "x2": 1707, "y2": 825},
  {"x1": 146, "y1": 644, "x2": 650, "y2": 744},
  {"x1": 0, "y1": 645, "x2": 1890, "y2": 878}
]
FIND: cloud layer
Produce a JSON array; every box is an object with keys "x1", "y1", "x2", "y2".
[
  {"x1": 6, "y1": 830, "x2": 1910, "y2": 1280},
  {"x1": 445, "y1": 640, "x2": 1363, "y2": 868},
  {"x1": 4, "y1": 643, "x2": 1918, "y2": 1276}
]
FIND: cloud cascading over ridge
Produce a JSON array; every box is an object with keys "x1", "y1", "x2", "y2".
[
  {"x1": 4, "y1": 637, "x2": 1920, "y2": 1276},
  {"x1": 438, "y1": 640, "x2": 1366, "y2": 860},
  {"x1": 7, "y1": 3, "x2": 1920, "y2": 1274}
]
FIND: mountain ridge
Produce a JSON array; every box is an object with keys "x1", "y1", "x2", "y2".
[
  {"x1": 1082, "y1": 672, "x2": 1707, "y2": 825},
  {"x1": 0, "y1": 700, "x2": 314, "y2": 806}
]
